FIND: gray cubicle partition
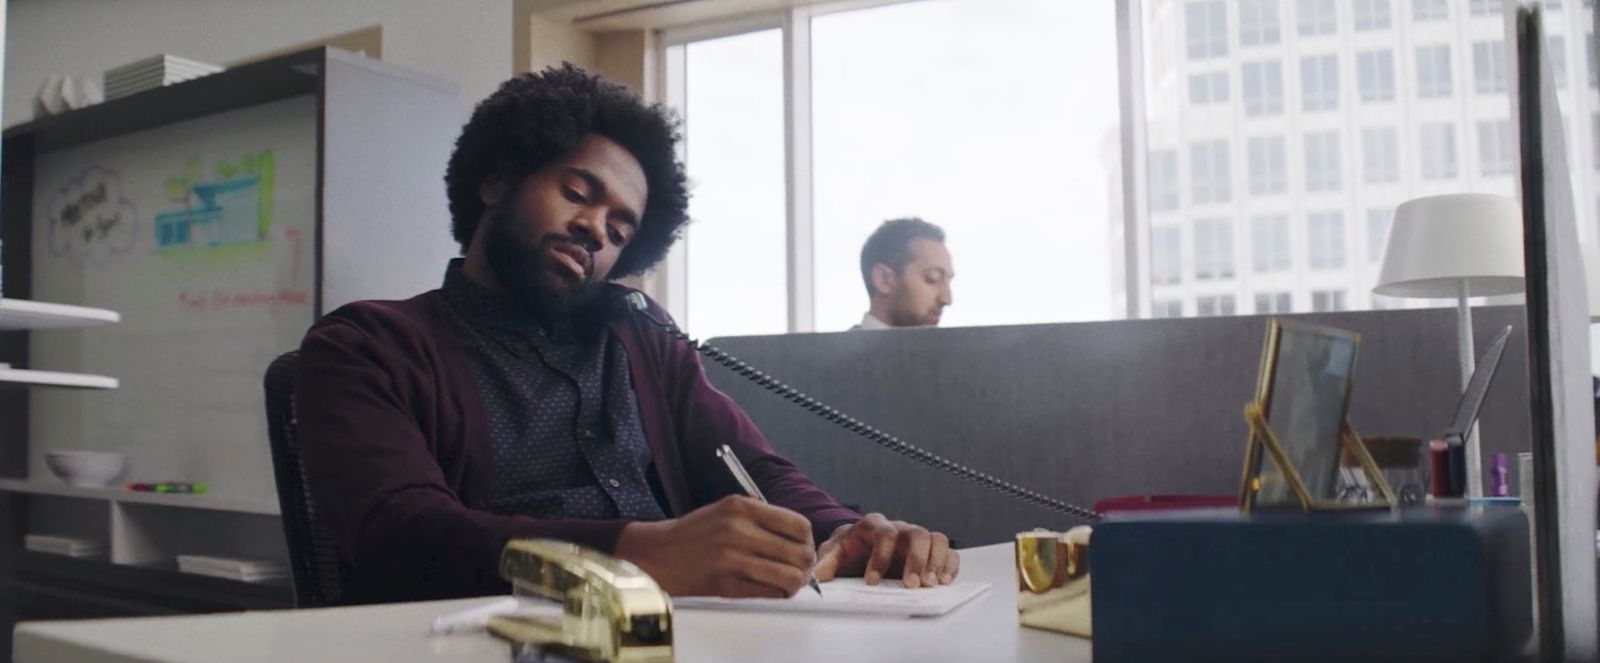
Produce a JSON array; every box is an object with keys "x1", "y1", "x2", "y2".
[{"x1": 703, "y1": 307, "x2": 1531, "y2": 546}]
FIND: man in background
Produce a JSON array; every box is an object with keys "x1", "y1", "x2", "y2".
[{"x1": 852, "y1": 217, "x2": 955, "y2": 330}]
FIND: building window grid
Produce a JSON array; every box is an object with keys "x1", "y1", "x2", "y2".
[
  {"x1": 1197, "y1": 294, "x2": 1237, "y2": 316},
  {"x1": 1308, "y1": 211, "x2": 1346, "y2": 270},
  {"x1": 1251, "y1": 215, "x2": 1291, "y2": 273},
  {"x1": 1186, "y1": 1, "x2": 1229, "y2": 60},
  {"x1": 1478, "y1": 119, "x2": 1514, "y2": 177},
  {"x1": 1312, "y1": 290, "x2": 1348, "y2": 312},
  {"x1": 1254, "y1": 292, "x2": 1293, "y2": 314},
  {"x1": 1242, "y1": 59, "x2": 1285, "y2": 115},
  {"x1": 1152, "y1": 226, "x2": 1183, "y2": 285},
  {"x1": 1362, "y1": 126, "x2": 1400, "y2": 184},
  {"x1": 1191, "y1": 139, "x2": 1232, "y2": 203},
  {"x1": 1239, "y1": 0, "x2": 1281, "y2": 46},
  {"x1": 1248, "y1": 135, "x2": 1288, "y2": 195},
  {"x1": 1353, "y1": 0, "x2": 1391, "y2": 31},
  {"x1": 1194, "y1": 217, "x2": 1235, "y2": 280},
  {"x1": 1301, "y1": 54, "x2": 1340, "y2": 112},
  {"x1": 1420, "y1": 122, "x2": 1459, "y2": 180},
  {"x1": 1297, "y1": 0, "x2": 1338, "y2": 36},
  {"x1": 1189, "y1": 71, "x2": 1230, "y2": 104},
  {"x1": 1417, "y1": 44, "x2": 1453, "y2": 98},
  {"x1": 1366, "y1": 208, "x2": 1393, "y2": 263},
  {"x1": 1149, "y1": 149, "x2": 1180, "y2": 211},
  {"x1": 1473, "y1": 41, "x2": 1507, "y2": 95},
  {"x1": 1412, "y1": 0, "x2": 1447, "y2": 21},
  {"x1": 1357, "y1": 50, "x2": 1396, "y2": 102},
  {"x1": 1305, "y1": 131, "x2": 1342, "y2": 192}
]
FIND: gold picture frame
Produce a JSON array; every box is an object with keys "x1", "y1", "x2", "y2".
[{"x1": 1238, "y1": 319, "x2": 1395, "y2": 512}]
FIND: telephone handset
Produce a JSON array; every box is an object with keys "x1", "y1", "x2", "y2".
[{"x1": 621, "y1": 293, "x2": 1097, "y2": 524}]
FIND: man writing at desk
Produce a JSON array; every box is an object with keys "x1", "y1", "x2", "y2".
[{"x1": 296, "y1": 66, "x2": 958, "y2": 604}]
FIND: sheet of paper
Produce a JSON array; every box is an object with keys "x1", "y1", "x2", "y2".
[{"x1": 672, "y1": 579, "x2": 990, "y2": 617}]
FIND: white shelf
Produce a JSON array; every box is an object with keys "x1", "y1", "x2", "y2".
[
  {"x1": 0, "y1": 298, "x2": 120, "y2": 330},
  {"x1": 0, "y1": 478, "x2": 280, "y2": 515},
  {"x1": 0, "y1": 368, "x2": 118, "y2": 389}
]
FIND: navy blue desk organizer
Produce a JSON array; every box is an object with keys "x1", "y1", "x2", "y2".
[{"x1": 1091, "y1": 505, "x2": 1532, "y2": 663}]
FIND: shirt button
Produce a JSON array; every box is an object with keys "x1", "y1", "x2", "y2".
[
  {"x1": 608, "y1": 479, "x2": 621, "y2": 488},
  {"x1": 580, "y1": 428, "x2": 596, "y2": 439}
]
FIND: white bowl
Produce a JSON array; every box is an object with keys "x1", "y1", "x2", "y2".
[{"x1": 44, "y1": 450, "x2": 126, "y2": 488}]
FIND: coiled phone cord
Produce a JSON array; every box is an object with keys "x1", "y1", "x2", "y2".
[{"x1": 624, "y1": 294, "x2": 1098, "y2": 524}]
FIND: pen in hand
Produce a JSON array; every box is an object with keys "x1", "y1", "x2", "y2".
[{"x1": 716, "y1": 444, "x2": 823, "y2": 596}]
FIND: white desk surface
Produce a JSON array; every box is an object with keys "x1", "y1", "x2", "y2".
[{"x1": 13, "y1": 543, "x2": 1091, "y2": 663}]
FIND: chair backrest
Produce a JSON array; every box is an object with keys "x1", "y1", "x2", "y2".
[{"x1": 263, "y1": 350, "x2": 343, "y2": 607}]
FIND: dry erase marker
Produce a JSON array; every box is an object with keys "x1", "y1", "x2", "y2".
[
  {"x1": 127, "y1": 482, "x2": 208, "y2": 494},
  {"x1": 717, "y1": 444, "x2": 822, "y2": 596}
]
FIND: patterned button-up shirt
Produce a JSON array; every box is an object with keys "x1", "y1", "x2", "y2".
[{"x1": 438, "y1": 260, "x2": 667, "y2": 521}]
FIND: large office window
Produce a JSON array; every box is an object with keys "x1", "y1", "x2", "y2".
[
  {"x1": 1304, "y1": 131, "x2": 1342, "y2": 192},
  {"x1": 1242, "y1": 60, "x2": 1285, "y2": 115},
  {"x1": 1420, "y1": 122, "x2": 1458, "y2": 179},
  {"x1": 1297, "y1": 0, "x2": 1338, "y2": 36},
  {"x1": 1186, "y1": 1, "x2": 1228, "y2": 59},
  {"x1": 1478, "y1": 120, "x2": 1514, "y2": 177},
  {"x1": 1417, "y1": 44, "x2": 1453, "y2": 98},
  {"x1": 1247, "y1": 136, "x2": 1287, "y2": 195},
  {"x1": 1473, "y1": 41, "x2": 1507, "y2": 95},
  {"x1": 1238, "y1": 0, "x2": 1280, "y2": 46},
  {"x1": 1357, "y1": 50, "x2": 1396, "y2": 102},
  {"x1": 1362, "y1": 126, "x2": 1400, "y2": 183},
  {"x1": 673, "y1": 30, "x2": 788, "y2": 338},
  {"x1": 1307, "y1": 211, "x2": 1346, "y2": 269},
  {"x1": 1301, "y1": 55, "x2": 1340, "y2": 112},
  {"x1": 1251, "y1": 214, "x2": 1291, "y2": 273},
  {"x1": 1353, "y1": 0, "x2": 1391, "y2": 31},
  {"x1": 810, "y1": 0, "x2": 1119, "y2": 329},
  {"x1": 1191, "y1": 139, "x2": 1232, "y2": 203},
  {"x1": 1193, "y1": 217, "x2": 1234, "y2": 280}
]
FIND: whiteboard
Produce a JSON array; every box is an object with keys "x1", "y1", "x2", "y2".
[{"x1": 28, "y1": 96, "x2": 317, "y2": 504}]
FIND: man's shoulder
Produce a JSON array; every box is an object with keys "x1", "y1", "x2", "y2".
[{"x1": 304, "y1": 290, "x2": 449, "y2": 350}]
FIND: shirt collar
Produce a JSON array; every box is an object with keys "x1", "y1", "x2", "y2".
[
  {"x1": 440, "y1": 258, "x2": 551, "y2": 337},
  {"x1": 858, "y1": 312, "x2": 891, "y2": 330}
]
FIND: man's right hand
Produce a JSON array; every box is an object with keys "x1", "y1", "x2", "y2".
[{"x1": 614, "y1": 495, "x2": 815, "y2": 598}]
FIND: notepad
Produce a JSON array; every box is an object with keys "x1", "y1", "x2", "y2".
[{"x1": 673, "y1": 579, "x2": 990, "y2": 617}]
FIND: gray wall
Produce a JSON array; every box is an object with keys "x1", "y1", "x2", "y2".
[{"x1": 705, "y1": 307, "x2": 1533, "y2": 546}]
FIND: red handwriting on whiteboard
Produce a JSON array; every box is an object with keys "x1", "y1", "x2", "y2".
[{"x1": 178, "y1": 288, "x2": 309, "y2": 313}]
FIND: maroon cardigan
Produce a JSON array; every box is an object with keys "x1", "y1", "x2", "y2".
[{"x1": 295, "y1": 285, "x2": 860, "y2": 604}]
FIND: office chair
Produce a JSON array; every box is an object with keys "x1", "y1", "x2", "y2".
[{"x1": 263, "y1": 350, "x2": 343, "y2": 607}]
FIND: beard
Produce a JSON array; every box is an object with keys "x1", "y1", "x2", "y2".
[{"x1": 482, "y1": 196, "x2": 606, "y2": 321}]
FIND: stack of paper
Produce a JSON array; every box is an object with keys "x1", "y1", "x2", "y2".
[
  {"x1": 24, "y1": 534, "x2": 106, "y2": 559},
  {"x1": 103, "y1": 55, "x2": 222, "y2": 100},
  {"x1": 674, "y1": 579, "x2": 991, "y2": 617},
  {"x1": 176, "y1": 554, "x2": 288, "y2": 583}
]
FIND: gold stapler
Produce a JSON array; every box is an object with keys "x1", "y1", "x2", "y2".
[
  {"x1": 488, "y1": 539, "x2": 674, "y2": 663},
  {"x1": 1015, "y1": 526, "x2": 1093, "y2": 638}
]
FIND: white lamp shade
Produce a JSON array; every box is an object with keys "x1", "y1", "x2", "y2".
[{"x1": 1373, "y1": 193, "x2": 1525, "y2": 298}]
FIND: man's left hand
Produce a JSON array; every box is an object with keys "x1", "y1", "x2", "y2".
[{"x1": 812, "y1": 513, "x2": 959, "y2": 588}]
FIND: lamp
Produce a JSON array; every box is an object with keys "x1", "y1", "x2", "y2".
[{"x1": 1374, "y1": 193, "x2": 1525, "y2": 498}]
